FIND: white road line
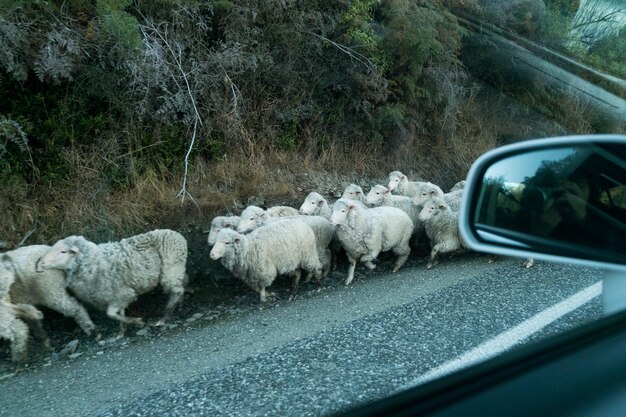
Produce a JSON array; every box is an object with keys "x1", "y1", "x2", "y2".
[{"x1": 407, "y1": 281, "x2": 602, "y2": 387}]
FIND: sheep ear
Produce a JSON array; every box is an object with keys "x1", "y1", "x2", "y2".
[
  {"x1": 383, "y1": 189, "x2": 390, "y2": 196},
  {"x1": 317, "y1": 200, "x2": 324, "y2": 207},
  {"x1": 401, "y1": 175, "x2": 407, "y2": 180},
  {"x1": 70, "y1": 246, "x2": 80, "y2": 254},
  {"x1": 438, "y1": 203, "x2": 446, "y2": 209},
  {"x1": 234, "y1": 238, "x2": 241, "y2": 245}
]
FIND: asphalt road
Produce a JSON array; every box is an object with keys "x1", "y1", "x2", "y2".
[{"x1": 0, "y1": 254, "x2": 603, "y2": 417}]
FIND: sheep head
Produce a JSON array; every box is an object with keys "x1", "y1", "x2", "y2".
[
  {"x1": 38, "y1": 238, "x2": 81, "y2": 271},
  {"x1": 365, "y1": 184, "x2": 389, "y2": 206},
  {"x1": 412, "y1": 183, "x2": 444, "y2": 206},
  {"x1": 237, "y1": 206, "x2": 267, "y2": 233},
  {"x1": 299, "y1": 192, "x2": 326, "y2": 215},
  {"x1": 210, "y1": 228, "x2": 242, "y2": 260},
  {"x1": 330, "y1": 198, "x2": 360, "y2": 226},
  {"x1": 387, "y1": 171, "x2": 405, "y2": 191},
  {"x1": 419, "y1": 197, "x2": 448, "y2": 222},
  {"x1": 341, "y1": 184, "x2": 364, "y2": 201}
]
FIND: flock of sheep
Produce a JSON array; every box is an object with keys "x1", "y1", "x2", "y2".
[{"x1": 1, "y1": 170, "x2": 472, "y2": 366}]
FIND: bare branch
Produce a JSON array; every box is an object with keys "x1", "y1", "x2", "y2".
[
  {"x1": 308, "y1": 32, "x2": 378, "y2": 73},
  {"x1": 139, "y1": 19, "x2": 203, "y2": 204}
]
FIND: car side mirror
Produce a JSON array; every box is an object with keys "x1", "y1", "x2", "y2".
[{"x1": 460, "y1": 135, "x2": 626, "y2": 272}]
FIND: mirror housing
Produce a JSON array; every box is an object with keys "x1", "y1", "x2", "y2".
[{"x1": 460, "y1": 135, "x2": 626, "y2": 272}]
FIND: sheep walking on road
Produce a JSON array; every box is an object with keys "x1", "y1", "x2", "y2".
[
  {"x1": 419, "y1": 197, "x2": 469, "y2": 269},
  {"x1": 1, "y1": 245, "x2": 96, "y2": 337},
  {"x1": 236, "y1": 205, "x2": 334, "y2": 280},
  {"x1": 331, "y1": 198, "x2": 413, "y2": 285},
  {"x1": 299, "y1": 192, "x2": 345, "y2": 271},
  {"x1": 210, "y1": 219, "x2": 322, "y2": 302},
  {"x1": 38, "y1": 229, "x2": 188, "y2": 329}
]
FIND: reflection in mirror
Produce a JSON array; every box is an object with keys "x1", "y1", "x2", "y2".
[{"x1": 474, "y1": 143, "x2": 626, "y2": 265}]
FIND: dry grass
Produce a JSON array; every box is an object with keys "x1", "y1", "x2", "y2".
[{"x1": 1, "y1": 90, "x2": 571, "y2": 248}]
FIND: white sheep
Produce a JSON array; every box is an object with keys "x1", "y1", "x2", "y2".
[
  {"x1": 0, "y1": 299, "x2": 44, "y2": 363},
  {"x1": 411, "y1": 182, "x2": 463, "y2": 212},
  {"x1": 341, "y1": 184, "x2": 365, "y2": 202},
  {"x1": 330, "y1": 198, "x2": 413, "y2": 285},
  {"x1": 207, "y1": 215, "x2": 241, "y2": 246},
  {"x1": 418, "y1": 197, "x2": 469, "y2": 269},
  {"x1": 298, "y1": 192, "x2": 344, "y2": 271},
  {"x1": 299, "y1": 192, "x2": 332, "y2": 219},
  {"x1": 0, "y1": 245, "x2": 96, "y2": 337},
  {"x1": 365, "y1": 184, "x2": 424, "y2": 246},
  {"x1": 387, "y1": 171, "x2": 430, "y2": 197},
  {"x1": 37, "y1": 229, "x2": 188, "y2": 328},
  {"x1": 235, "y1": 206, "x2": 333, "y2": 280},
  {"x1": 210, "y1": 219, "x2": 322, "y2": 302}
]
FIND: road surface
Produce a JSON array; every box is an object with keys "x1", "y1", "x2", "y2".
[{"x1": 0, "y1": 254, "x2": 603, "y2": 417}]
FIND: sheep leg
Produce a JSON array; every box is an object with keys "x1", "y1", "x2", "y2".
[
  {"x1": 9, "y1": 319, "x2": 29, "y2": 364},
  {"x1": 345, "y1": 255, "x2": 357, "y2": 285},
  {"x1": 118, "y1": 321, "x2": 128, "y2": 338},
  {"x1": 314, "y1": 264, "x2": 325, "y2": 292},
  {"x1": 23, "y1": 318, "x2": 51, "y2": 351},
  {"x1": 427, "y1": 246, "x2": 440, "y2": 269},
  {"x1": 156, "y1": 289, "x2": 184, "y2": 326},
  {"x1": 47, "y1": 295, "x2": 96, "y2": 336},
  {"x1": 288, "y1": 270, "x2": 302, "y2": 301},
  {"x1": 363, "y1": 260, "x2": 376, "y2": 270},
  {"x1": 392, "y1": 254, "x2": 410, "y2": 273},
  {"x1": 427, "y1": 241, "x2": 458, "y2": 269},
  {"x1": 106, "y1": 304, "x2": 144, "y2": 327},
  {"x1": 11, "y1": 303, "x2": 50, "y2": 350}
]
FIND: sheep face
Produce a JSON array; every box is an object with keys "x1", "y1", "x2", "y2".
[
  {"x1": 411, "y1": 183, "x2": 443, "y2": 207},
  {"x1": 365, "y1": 185, "x2": 389, "y2": 206},
  {"x1": 38, "y1": 239, "x2": 79, "y2": 271},
  {"x1": 330, "y1": 199, "x2": 358, "y2": 226},
  {"x1": 387, "y1": 171, "x2": 406, "y2": 192},
  {"x1": 207, "y1": 217, "x2": 240, "y2": 246},
  {"x1": 419, "y1": 198, "x2": 448, "y2": 222},
  {"x1": 341, "y1": 184, "x2": 364, "y2": 201},
  {"x1": 299, "y1": 192, "x2": 325, "y2": 215},
  {"x1": 210, "y1": 229, "x2": 241, "y2": 260},
  {"x1": 237, "y1": 206, "x2": 266, "y2": 233}
]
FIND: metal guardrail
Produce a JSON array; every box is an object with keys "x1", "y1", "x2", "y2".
[{"x1": 455, "y1": 12, "x2": 626, "y2": 131}]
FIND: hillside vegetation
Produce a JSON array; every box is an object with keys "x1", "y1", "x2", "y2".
[{"x1": 3, "y1": 0, "x2": 618, "y2": 246}]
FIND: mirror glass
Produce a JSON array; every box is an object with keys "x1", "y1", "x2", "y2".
[{"x1": 473, "y1": 143, "x2": 626, "y2": 265}]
